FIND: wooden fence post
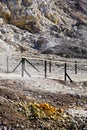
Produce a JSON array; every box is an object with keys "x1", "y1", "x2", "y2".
[
  {"x1": 64, "y1": 62, "x2": 67, "y2": 82},
  {"x1": 22, "y1": 58, "x2": 25, "y2": 77},
  {"x1": 64, "y1": 62, "x2": 73, "y2": 83},
  {"x1": 45, "y1": 60, "x2": 47, "y2": 78},
  {"x1": 75, "y1": 61, "x2": 77, "y2": 74}
]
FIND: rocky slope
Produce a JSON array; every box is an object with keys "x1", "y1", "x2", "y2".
[{"x1": 0, "y1": 0, "x2": 87, "y2": 58}]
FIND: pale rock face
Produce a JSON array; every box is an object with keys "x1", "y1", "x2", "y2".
[
  {"x1": 0, "y1": 39, "x2": 14, "y2": 53},
  {"x1": 0, "y1": 0, "x2": 60, "y2": 33},
  {"x1": 79, "y1": 0, "x2": 87, "y2": 13},
  {"x1": 0, "y1": 0, "x2": 41, "y2": 33},
  {"x1": 0, "y1": 0, "x2": 87, "y2": 58}
]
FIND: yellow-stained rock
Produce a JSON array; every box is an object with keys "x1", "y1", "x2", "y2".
[
  {"x1": 0, "y1": 3, "x2": 11, "y2": 20},
  {"x1": 10, "y1": 14, "x2": 40, "y2": 33},
  {"x1": 58, "y1": 108, "x2": 64, "y2": 114},
  {"x1": 45, "y1": 12, "x2": 59, "y2": 25}
]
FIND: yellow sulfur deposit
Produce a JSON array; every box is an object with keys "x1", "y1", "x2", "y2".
[{"x1": 17, "y1": 102, "x2": 64, "y2": 119}]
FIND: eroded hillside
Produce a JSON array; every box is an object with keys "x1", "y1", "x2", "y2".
[{"x1": 0, "y1": 0, "x2": 87, "y2": 57}]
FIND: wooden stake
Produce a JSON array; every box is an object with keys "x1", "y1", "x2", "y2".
[
  {"x1": 45, "y1": 60, "x2": 47, "y2": 78},
  {"x1": 75, "y1": 61, "x2": 77, "y2": 74},
  {"x1": 64, "y1": 62, "x2": 67, "y2": 81},
  {"x1": 22, "y1": 58, "x2": 25, "y2": 77}
]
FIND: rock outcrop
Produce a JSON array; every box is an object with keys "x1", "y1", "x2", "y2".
[{"x1": 0, "y1": 0, "x2": 87, "y2": 58}]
